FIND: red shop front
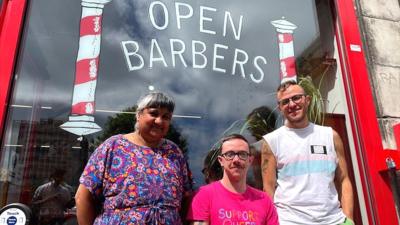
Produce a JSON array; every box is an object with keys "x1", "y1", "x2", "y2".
[{"x1": 0, "y1": 0, "x2": 399, "y2": 224}]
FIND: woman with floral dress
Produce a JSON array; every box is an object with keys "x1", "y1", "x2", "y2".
[{"x1": 75, "y1": 92, "x2": 192, "y2": 225}]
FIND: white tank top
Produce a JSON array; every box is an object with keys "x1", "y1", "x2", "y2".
[{"x1": 263, "y1": 123, "x2": 346, "y2": 225}]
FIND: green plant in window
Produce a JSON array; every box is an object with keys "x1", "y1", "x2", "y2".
[{"x1": 298, "y1": 75, "x2": 325, "y2": 125}]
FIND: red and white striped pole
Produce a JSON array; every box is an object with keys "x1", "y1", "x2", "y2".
[
  {"x1": 60, "y1": 0, "x2": 113, "y2": 136},
  {"x1": 271, "y1": 18, "x2": 297, "y2": 83}
]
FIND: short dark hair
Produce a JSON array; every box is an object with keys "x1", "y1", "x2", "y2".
[
  {"x1": 51, "y1": 168, "x2": 66, "y2": 178},
  {"x1": 219, "y1": 134, "x2": 249, "y2": 150},
  {"x1": 276, "y1": 80, "x2": 298, "y2": 92}
]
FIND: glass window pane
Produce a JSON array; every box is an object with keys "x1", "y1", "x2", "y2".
[{"x1": 0, "y1": 0, "x2": 339, "y2": 223}]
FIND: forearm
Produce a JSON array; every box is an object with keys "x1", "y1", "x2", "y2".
[
  {"x1": 260, "y1": 141, "x2": 277, "y2": 200},
  {"x1": 76, "y1": 203, "x2": 96, "y2": 225},
  {"x1": 332, "y1": 130, "x2": 354, "y2": 220},
  {"x1": 262, "y1": 168, "x2": 276, "y2": 199},
  {"x1": 340, "y1": 178, "x2": 354, "y2": 220}
]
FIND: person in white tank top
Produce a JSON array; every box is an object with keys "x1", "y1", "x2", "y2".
[{"x1": 261, "y1": 80, "x2": 354, "y2": 225}]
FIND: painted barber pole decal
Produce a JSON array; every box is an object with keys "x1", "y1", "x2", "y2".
[
  {"x1": 271, "y1": 18, "x2": 297, "y2": 83},
  {"x1": 60, "y1": 0, "x2": 113, "y2": 136}
]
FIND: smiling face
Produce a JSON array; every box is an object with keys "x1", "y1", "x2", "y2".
[
  {"x1": 136, "y1": 107, "x2": 172, "y2": 143},
  {"x1": 277, "y1": 84, "x2": 310, "y2": 128},
  {"x1": 218, "y1": 138, "x2": 252, "y2": 182}
]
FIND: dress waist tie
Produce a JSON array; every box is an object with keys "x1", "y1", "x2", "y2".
[{"x1": 143, "y1": 203, "x2": 176, "y2": 225}]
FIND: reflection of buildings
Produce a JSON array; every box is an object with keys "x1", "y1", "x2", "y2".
[{"x1": 0, "y1": 119, "x2": 88, "y2": 205}]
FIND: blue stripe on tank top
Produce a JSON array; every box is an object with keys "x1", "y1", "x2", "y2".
[{"x1": 278, "y1": 160, "x2": 336, "y2": 178}]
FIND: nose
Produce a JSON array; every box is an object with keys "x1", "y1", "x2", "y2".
[
  {"x1": 155, "y1": 116, "x2": 163, "y2": 124},
  {"x1": 232, "y1": 154, "x2": 241, "y2": 161},
  {"x1": 287, "y1": 98, "x2": 297, "y2": 107}
]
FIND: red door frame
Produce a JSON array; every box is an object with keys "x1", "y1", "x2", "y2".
[
  {"x1": 334, "y1": 0, "x2": 399, "y2": 224},
  {"x1": 0, "y1": 0, "x2": 27, "y2": 138},
  {"x1": 0, "y1": 0, "x2": 398, "y2": 224}
]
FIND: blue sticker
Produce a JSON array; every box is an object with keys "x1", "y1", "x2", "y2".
[{"x1": 7, "y1": 216, "x2": 17, "y2": 225}]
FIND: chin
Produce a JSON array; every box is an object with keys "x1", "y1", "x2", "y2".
[
  {"x1": 287, "y1": 114, "x2": 306, "y2": 123},
  {"x1": 152, "y1": 135, "x2": 165, "y2": 141},
  {"x1": 229, "y1": 170, "x2": 244, "y2": 177}
]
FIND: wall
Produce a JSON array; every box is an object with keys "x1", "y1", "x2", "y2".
[{"x1": 356, "y1": 0, "x2": 400, "y2": 149}]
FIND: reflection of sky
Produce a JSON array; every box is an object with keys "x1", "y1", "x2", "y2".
[{"x1": 7, "y1": 0, "x2": 319, "y2": 187}]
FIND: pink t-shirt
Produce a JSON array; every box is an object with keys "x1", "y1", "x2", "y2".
[{"x1": 187, "y1": 181, "x2": 279, "y2": 225}]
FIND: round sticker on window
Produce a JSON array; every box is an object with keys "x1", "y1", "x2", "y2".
[{"x1": 0, "y1": 208, "x2": 27, "y2": 225}]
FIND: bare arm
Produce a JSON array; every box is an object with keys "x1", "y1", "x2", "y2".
[
  {"x1": 190, "y1": 221, "x2": 209, "y2": 225},
  {"x1": 75, "y1": 184, "x2": 96, "y2": 225},
  {"x1": 333, "y1": 130, "x2": 354, "y2": 220},
  {"x1": 261, "y1": 140, "x2": 277, "y2": 199}
]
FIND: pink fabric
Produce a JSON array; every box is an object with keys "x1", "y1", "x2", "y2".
[{"x1": 187, "y1": 181, "x2": 279, "y2": 225}]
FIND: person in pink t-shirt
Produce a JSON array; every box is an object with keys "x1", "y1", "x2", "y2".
[{"x1": 187, "y1": 134, "x2": 279, "y2": 225}]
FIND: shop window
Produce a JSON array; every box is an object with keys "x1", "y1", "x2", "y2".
[{"x1": 0, "y1": 0, "x2": 349, "y2": 223}]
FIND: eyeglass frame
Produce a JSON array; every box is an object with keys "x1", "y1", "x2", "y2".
[
  {"x1": 277, "y1": 94, "x2": 306, "y2": 107},
  {"x1": 220, "y1": 151, "x2": 251, "y2": 160}
]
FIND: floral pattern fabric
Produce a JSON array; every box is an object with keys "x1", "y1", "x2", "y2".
[{"x1": 80, "y1": 134, "x2": 192, "y2": 225}]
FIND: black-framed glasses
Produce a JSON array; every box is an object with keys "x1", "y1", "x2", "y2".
[
  {"x1": 278, "y1": 94, "x2": 305, "y2": 106},
  {"x1": 220, "y1": 151, "x2": 250, "y2": 160}
]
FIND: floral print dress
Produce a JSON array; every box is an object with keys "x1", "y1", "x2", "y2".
[{"x1": 80, "y1": 135, "x2": 192, "y2": 225}]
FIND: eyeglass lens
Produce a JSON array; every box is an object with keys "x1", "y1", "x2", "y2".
[
  {"x1": 279, "y1": 94, "x2": 304, "y2": 106},
  {"x1": 221, "y1": 151, "x2": 249, "y2": 160}
]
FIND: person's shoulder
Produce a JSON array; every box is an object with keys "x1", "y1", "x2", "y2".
[
  {"x1": 92, "y1": 135, "x2": 130, "y2": 157},
  {"x1": 247, "y1": 186, "x2": 272, "y2": 201},
  {"x1": 98, "y1": 134, "x2": 124, "y2": 147},
  {"x1": 310, "y1": 122, "x2": 328, "y2": 129},
  {"x1": 247, "y1": 185, "x2": 265, "y2": 196},
  {"x1": 263, "y1": 126, "x2": 284, "y2": 139},
  {"x1": 105, "y1": 134, "x2": 124, "y2": 142},
  {"x1": 35, "y1": 181, "x2": 52, "y2": 191},
  {"x1": 163, "y1": 138, "x2": 178, "y2": 146},
  {"x1": 162, "y1": 139, "x2": 183, "y2": 153},
  {"x1": 311, "y1": 123, "x2": 333, "y2": 134},
  {"x1": 193, "y1": 182, "x2": 218, "y2": 199},
  {"x1": 201, "y1": 181, "x2": 219, "y2": 190}
]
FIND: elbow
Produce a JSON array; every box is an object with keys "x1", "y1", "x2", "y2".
[
  {"x1": 75, "y1": 185, "x2": 93, "y2": 208},
  {"x1": 262, "y1": 183, "x2": 275, "y2": 199},
  {"x1": 74, "y1": 192, "x2": 84, "y2": 208}
]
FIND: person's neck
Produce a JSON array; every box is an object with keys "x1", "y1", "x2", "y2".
[
  {"x1": 129, "y1": 132, "x2": 161, "y2": 148},
  {"x1": 220, "y1": 176, "x2": 247, "y2": 194},
  {"x1": 51, "y1": 181, "x2": 60, "y2": 187},
  {"x1": 286, "y1": 119, "x2": 310, "y2": 129}
]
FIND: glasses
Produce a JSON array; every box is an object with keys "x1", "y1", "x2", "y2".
[
  {"x1": 220, "y1": 151, "x2": 250, "y2": 160},
  {"x1": 278, "y1": 94, "x2": 305, "y2": 106}
]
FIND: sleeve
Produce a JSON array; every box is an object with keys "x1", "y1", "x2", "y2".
[
  {"x1": 186, "y1": 187, "x2": 211, "y2": 221},
  {"x1": 264, "y1": 194, "x2": 280, "y2": 225},
  {"x1": 79, "y1": 137, "x2": 114, "y2": 200},
  {"x1": 167, "y1": 139, "x2": 193, "y2": 195},
  {"x1": 32, "y1": 186, "x2": 43, "y2": 201},
  {"x1": 181, "y1": 156, "x2": 193, "y2": 195}
]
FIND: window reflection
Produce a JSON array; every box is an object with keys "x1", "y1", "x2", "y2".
[{"x1": 0, "y1": 0, "x2": 338, "y2": 224}]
